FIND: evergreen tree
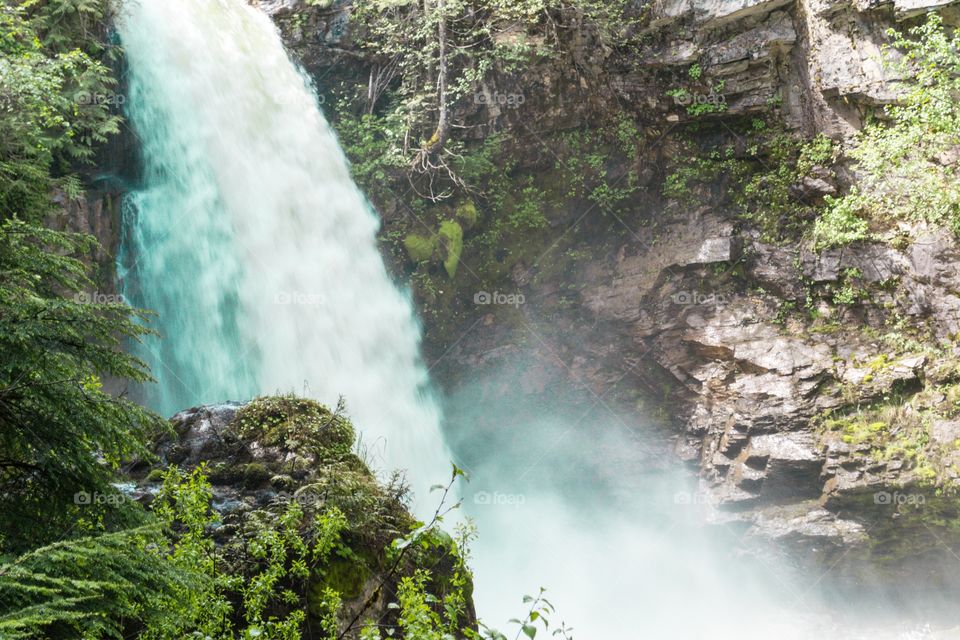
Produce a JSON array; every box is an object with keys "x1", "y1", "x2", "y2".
[{"x1": 0, "y1": 0, "x2": 162, "y2": 551}]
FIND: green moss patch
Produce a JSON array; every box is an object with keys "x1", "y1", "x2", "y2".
[
  {"x1": 404, "y1": 233, "x2": 436, "y2": 263},
  {"x1": 236, "y1": 395, "x2": 355, "y2": 459},
  {"x1": 438, "y1": 220, "x2": 463, "y2": 278}
]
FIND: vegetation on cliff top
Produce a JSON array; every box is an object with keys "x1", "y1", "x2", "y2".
[
  {"x1": 815, "y1": 14, "x2": 960, "y2": 247},
  {"x1": 328, "y1": 5, "x2": 960, "y2": 352},
  {"x1": 662, "y1": 14, "x2": 960, "y2": 251}
]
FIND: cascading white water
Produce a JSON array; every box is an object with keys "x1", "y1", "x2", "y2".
[{"x1": 117, "y1": 0, "x2": 450, "y2": 499}]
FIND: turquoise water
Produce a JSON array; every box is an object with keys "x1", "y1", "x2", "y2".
[{"x1": 116, "y1": 0, "x2": 450, "y2": 497}]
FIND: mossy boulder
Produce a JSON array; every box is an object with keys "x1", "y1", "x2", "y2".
[
  {"x1": 309, "y1": 549, "x2": 375, "y2": 608},
  {"x1": 241, "y1": 462, "x2": 271, "y2": 488},
  {"x1": 403, "y1": 233, "x2": 436, "y2": 263},
  {"x1": 130, "y1": 399, "x2": 475, "y2": 636},
  {"x1": 236, "y1": 394, "x2": 356, "y2": 459}
]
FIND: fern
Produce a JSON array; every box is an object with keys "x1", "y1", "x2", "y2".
[{"x1": 0, "y1": 525, "x2": 193, "y2": 639}]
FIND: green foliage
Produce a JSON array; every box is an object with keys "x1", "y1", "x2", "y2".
[
  {"x1": 0, "y1": 0, "x2": 121, "y2": 221},
  {"x1": 814, "y1": 192, "x2": 870, "y2": 249},
  {"x1": 396, "y1": 570, "x2": 446, "y2": 639},
  {"x1": 815, "y1": 14, "x2": 960, "y2": 243},
  {"x1": 332, "y1": 107, "x2": 409, "y2": 202},
  {"x1": 507, "y1": 179, "x2": 548, "y2": 231},
  {"x1": 819, "y1": 401, "x2": 940, "y2": 483},
  {"x1": 662, "y1": 126, "x2": 837, "y2": 243},
  {"x1": 484, "y1": 588, "x2": 573, "y2": 640},
  {"x1": 0, "y1": 524, "x2": 187, "y2": 639},
  {"x1": 797, "y1": 133, "x2": 835, "y2": 175},
  {"x1": 557, "y1": 115, "x2": 640, "y2": 214},
  {"x1": 0, "y1": 217, "x2": 161, "y2": 552},
  {"x1": 144, "y1": 466, "x2": 351, "y2": 640},
  {"x1": 0, "y1": 0, "x2": 157, "y2": 551},
  {"x1": 236, "y1": 395, "x2": 357, "y2": 459},
  {"x1": 685, "y1": 98, "x2": 727, "y2": 117},
  {"x1": 738, "y1": 133, "x2": 829, "y2": 239},
  {"x1": 337, "y1": 0, "x2": 639, "y2": 200},
  {"x1": 1, "y1": 450, "x2": 563, "y2": 639},
  {"x1": 455, "y1": 199, "x2": 478, "y2": 228}
]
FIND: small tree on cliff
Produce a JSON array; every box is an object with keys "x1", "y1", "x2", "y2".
[{"x1": 347, "y1": 0, "x2": 638, "y2": 201}]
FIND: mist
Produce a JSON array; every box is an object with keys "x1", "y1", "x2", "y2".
[{"x1": 441, "y1": 354, "x2": 956, "y2": 639}]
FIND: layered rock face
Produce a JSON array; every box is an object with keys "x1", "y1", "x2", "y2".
[
  {"x1": 426, "y1": 207, "x2": 960, "y2": 589},
  {"x1": 49, "y1": 188, "x2": 124, "y2": 291},
  {"x1": 580, "y1": 222, "x2": 960, "y2": 588},
  {"x1": 259, "y1": 0, "x2": 959, "y2": 137}
]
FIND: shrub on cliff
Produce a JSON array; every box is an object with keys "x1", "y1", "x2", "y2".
[{"x1": 815, "y1": 14, "x2": 960, "y2": 243}]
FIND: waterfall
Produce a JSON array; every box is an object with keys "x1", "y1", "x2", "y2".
[
  {"x1": 113, "y1": 1, "x2": 939, "y2": 637},
  {"x1": 116, "y1": 0, "x2": 450, "y2": 499}
]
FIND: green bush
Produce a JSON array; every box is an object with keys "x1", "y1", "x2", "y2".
[
  {"x1": 818, "y1": 15, "x2": 960, "y2": 243},
  {"x1": 814, "y1": 193, "x2": 870, "y2": 249}
]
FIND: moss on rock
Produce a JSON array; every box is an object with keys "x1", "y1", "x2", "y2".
[
  {"x1": 404, "y1": 233, "x2": 436, "y2": 263},
  {"x1": 455, "y1": 200, "x2": 478, "y2": 228},
  {"x1": 438, "y1": 220, "x2": 463, "y2": 278},
  {"x1": 310, "y1": 549, "x2": 374, "y2": 607},
  {"x1": 235, "y1": 395, "x2": 355, "y2": 459}
]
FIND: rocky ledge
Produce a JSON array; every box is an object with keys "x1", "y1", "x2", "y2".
[
  {"x1": 440, "y1": 210, "x2": 960, "y2": 591},
  {"x1": 126, "y1": 397, "x2": 475, "y2": 639},
  {"x1": 258, "y1": 0, "x2": 960, "y2": 137}
]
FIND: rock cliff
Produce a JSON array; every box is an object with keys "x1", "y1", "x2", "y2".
[{"x1": 244, "y1": 0, "x2": 960, "y2": 590}]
